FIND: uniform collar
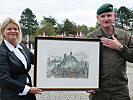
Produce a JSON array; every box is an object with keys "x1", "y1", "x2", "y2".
[{"x1": 97, "y1": 25, "x2": 117, "y2": 38}]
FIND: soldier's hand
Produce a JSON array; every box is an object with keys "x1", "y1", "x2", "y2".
[
  {"x1": 86, "y1": 90, "x2": 95, "y2": 93},
  {"x1": 100, "y1": 35, "x2": 122, "y2": 50}
]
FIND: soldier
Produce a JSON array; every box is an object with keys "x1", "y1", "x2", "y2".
[{"x1": 86, "y1": 3, "x2": 133, "y2": 100}]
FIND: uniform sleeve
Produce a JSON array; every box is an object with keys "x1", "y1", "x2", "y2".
[
  {"x1": 0, "y1": 52, "x2": 25, "y2": 93},
  {"x1": 119, "y1": 33, "x2": 133, "y2": 63},
  {"x1": 86, "y1": 32, "x2": 95, "y2": 38}
]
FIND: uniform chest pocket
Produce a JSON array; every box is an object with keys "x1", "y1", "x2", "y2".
[{"x1": 117, "y1": 37, "x2": 126, "y2": 45}]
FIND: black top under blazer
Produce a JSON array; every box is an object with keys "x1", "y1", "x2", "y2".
[{"x1": 0, "y1": 41, "x2": 36, "y2": 100}]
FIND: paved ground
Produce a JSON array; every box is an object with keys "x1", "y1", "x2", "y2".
[
  {"x1": 29, "y1": 48, "x2": 133, "y2": 100},
  {"x1": 127, "y1": 62, "x2": 133, "y2": 100}
]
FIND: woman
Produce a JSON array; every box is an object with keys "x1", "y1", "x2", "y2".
[{"x1": 0, "y1": 17, "x2": 42, "y2": 100}]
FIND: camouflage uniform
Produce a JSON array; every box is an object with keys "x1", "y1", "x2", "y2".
[{"x1": 86, "y1": 26, "x2": 133, "y2": 100}]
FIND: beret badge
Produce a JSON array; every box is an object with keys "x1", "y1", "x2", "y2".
[{"x1": 109, "y1": 7, "x2": 113, "y2": 10}]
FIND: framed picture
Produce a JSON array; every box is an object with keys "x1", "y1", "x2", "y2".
[{"x1": 34, "y1": 37, "x2": 101, "y2": 91}]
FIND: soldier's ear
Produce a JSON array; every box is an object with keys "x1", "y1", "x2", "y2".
[
  {"x1": 96, "y1": 15, "x2": 100, "y2": 23},
  {"x1": 113, "y1": 12, "x2": 115, "y2": 21}
]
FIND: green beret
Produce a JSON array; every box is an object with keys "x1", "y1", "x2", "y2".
[{"x1": 97, "y1": 3, "x2": 113, "y2": 15}]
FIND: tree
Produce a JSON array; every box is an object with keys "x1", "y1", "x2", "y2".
[
  {"x1": 63, "y1": 19, "x2": 77, "y2": 36},
  {"x1": 78, "y1": 24, "x2": 88, "y2": 35},
  {"x1": 19, "y1": 8, "x2": 38, "y2": 37},
  {"x1": 41, "y1": 22, "x2": 56, "y2": 36},
  {"x1": 116, "y1": 6, "x2": 131, "y2": 30},
  {"x1": 88, "y1": 27, "x2": 97, "y2": 32},
  {"x1": 42, "y1": 16, "x2": 56, "y2": 26},
  {"x1": 36, "y1": 19, "x2": 56, "y2": 36},
  {"x1": 34, "y1": 27, "x2": 43, "y2": 36},
  {"x1": 55, "y1": 23, "x2": 64, "y2": 35}
]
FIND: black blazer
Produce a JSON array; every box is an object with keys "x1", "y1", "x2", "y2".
[{"x1": 0, "y1": 41, "x2": 36, "y2": 100}]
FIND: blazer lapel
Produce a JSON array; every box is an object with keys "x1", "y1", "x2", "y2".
[
  {"x1": 1, "y1": 41, "x2": 28, "y2": 70},
  {"x1": 19, "y1": 48, "x2": 30, "y2": 69},
  {"x1": 8, "y1": 51, "x2": 24, "y2": 67},
  {"x1": 19, "y1": 48, "x2": 28, "y2": 62},
  {"x1": 1, "y1": 41, "x2": 23, "y2": 65}
]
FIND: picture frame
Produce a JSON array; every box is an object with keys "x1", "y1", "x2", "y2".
[{"x1": 34, "y1": 37, "x2": 101, "y2": 91}]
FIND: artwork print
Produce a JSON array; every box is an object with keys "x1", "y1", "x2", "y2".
[
  {"x1": 47, "y1": 50, "x2": 89, "y2": 79},
  {"x1": 35, "y1": 37, "x2": 101, "y2": 90}
]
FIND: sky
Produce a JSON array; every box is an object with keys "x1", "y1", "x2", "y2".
[{"x1": 0, "y1": 0, "x2": 133, "y2": 27}]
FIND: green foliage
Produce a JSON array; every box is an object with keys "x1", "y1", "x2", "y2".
[
  {"x1": 19, "y1": 6, "x2": 133, "y2": 37},
  {"x1": 89, "y1": 27, "x2": 97, "y2": 32},
  {"x1": 63, "y1": 19, "x2": 77, "y2": 35},
  {"x1": 115, "y1": 6, "x2": 132, "y2": 30},
  {"x1": 42, "y1": 22, "x2": 56, "y2": 36},
  {"x1": 19, "y1": 8, "x2": 38, "y2": 37},
  {"x1": 42, "y1": 16, "x2": 56, "y2": 26},
  {"x1": 78, "y1": 24, "x2": 88, "y2": 35},
  {"x1": 34, "y1": 27, "x2": 43, "y2": 36},
  {"x1": 55, "y1": 23, "x2": 63, "y2": 35},
  {"x1": 35, "y1": 21, "x2": 56, "y2": 36}
]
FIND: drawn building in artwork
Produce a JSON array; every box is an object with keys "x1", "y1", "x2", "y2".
[{"x1": 47, "y1": 51, "x2": 89, "y2": 79}]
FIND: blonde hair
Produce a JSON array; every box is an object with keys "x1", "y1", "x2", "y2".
[{"x1": 0, "y1": 17, "x2": 22, "y2": 43}]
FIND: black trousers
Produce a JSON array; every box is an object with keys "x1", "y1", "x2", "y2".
[{"x1": 0, "y1": 88, "x2": 1, "y2": 100}]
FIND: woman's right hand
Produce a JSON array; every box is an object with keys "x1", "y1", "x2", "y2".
[{"x1": 29, "y1": 87, "x2": 42, "y2": 94}]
